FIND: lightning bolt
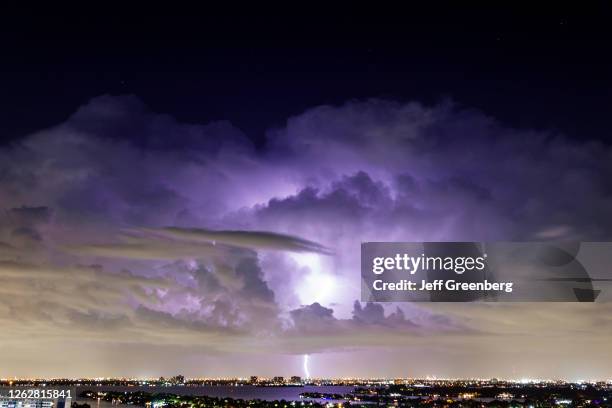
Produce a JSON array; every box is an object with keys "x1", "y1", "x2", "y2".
[{"x1": 303, "y1": 354, "x2": 310, "y2": 379}]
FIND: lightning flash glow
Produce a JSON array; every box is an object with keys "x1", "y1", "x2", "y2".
[{"x1": 303, "y1": 354, "x2": 310, "y2": 379}]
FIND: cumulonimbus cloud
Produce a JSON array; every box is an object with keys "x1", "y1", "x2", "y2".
[{"x1": 1, "y1": 95, "x2": 612, "y2": 377}]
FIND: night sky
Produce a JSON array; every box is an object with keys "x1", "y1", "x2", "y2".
[
  {"x1": 2, "y1": 5, "x2": 611, "y2": 146},
  {"x1": 1, "y1": 5, "x2": 612, "y2": 379}
]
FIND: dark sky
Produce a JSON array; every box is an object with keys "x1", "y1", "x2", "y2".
[{"x1": 1, "y1": 4, "x2": 611, "y2": 147}]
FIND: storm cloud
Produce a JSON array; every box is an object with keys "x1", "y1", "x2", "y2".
[{"x1": 1, "y1": 95, "x2": 611, "y2": 378}]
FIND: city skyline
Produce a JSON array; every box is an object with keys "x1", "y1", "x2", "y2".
[{"x1": 2, "y1": 376, "x2": 612, "y2": 383}]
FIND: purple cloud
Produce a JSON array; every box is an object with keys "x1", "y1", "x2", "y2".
[{"x1": 1, "y1": 95, "x2": 612, "y2": 377}]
